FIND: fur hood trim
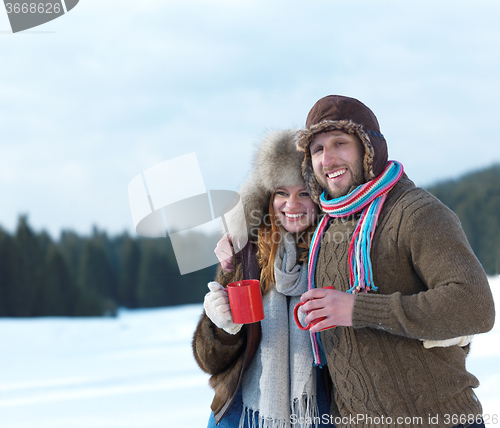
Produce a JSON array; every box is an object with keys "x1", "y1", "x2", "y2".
[{"x1": 224, "y1": 129, "x2": 304, "y2": 243}]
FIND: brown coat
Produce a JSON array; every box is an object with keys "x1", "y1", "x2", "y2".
[
  {"x1": 315, "y1": 174, "x2": 495, "y2": 428},
  {"x1": 192, "y1": 243, "x2": 262, "y2": 424},
  {"x1": 192, "y1": 129, "x2": 312, "y2": 424}
]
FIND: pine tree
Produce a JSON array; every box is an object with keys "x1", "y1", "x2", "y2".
[
  {"x1": 51, "y1": 230, "x2": 107, "y2": 317},
  {"x1": 58, "y1": 230, "x2": 83, "y2": 279},
  {"x1": 34, "y1": 244, "x2": 76, "y2": 316},
  {"x1": 427, "y1": 164, "x2": 500, "y2": 275},
  {"x1": 78, "y1": 238, "x2": 117, "y2": 302},
  {"x1": 162, "y1": 235, "x2": 217, "y2": 305},
  {"x1": 0, "y1": 228, "x2": 14, "y2": 316},
  {"x1": 10, "y1": 216, "x2": 45, "y2": 317},
  {"x1": 136, "y1": 240, "x2": 171, "y2": 307},
  {"x1": 72, "y1": 286, "x2": 106, "y2": 317},
  {"x1": 118, "y1": 234, "x2": 140, "y2": 308}
]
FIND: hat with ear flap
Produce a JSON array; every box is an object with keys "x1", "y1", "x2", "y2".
[
  {"x1": 296, "y1": 95, "x2": 388, "y2": 203},
  {"x1": 224, "y1": 129, "x2": 306, "y2": 243}
]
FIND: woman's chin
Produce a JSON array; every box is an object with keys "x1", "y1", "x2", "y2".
[{"x1": 282, "y1": 222, "x2": 309, "y2": 234}]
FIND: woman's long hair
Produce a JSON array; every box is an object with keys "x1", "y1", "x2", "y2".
[{"x1": 256, "y1": 193, "x2": 318, "y2": 295}]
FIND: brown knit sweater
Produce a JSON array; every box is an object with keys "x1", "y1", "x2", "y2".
[{"x1": 315, "y1": 174, "x2": 495, "y2": 428}]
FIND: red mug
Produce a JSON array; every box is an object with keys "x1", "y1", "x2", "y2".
[
  {"x1": 227, "y1": 279, "x2": 265, "y2": 324},
  {"x1": 293, "y1": 286, "x2": 335, "y2": 331}
]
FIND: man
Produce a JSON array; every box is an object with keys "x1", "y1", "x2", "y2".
[{"x1": 296, "y1": 95, "x2": 495, "y2": 428}]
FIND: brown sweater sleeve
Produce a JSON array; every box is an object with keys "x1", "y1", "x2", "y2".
[{"x1": 353, "y1": 198, "x2": 495, "y2": 339}]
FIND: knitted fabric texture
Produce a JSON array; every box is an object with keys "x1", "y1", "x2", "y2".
[
  {"x1": 315, "y1": 174, "x2": 494, "y2": 427},
  {"x1": 307, "y1": 161, "x2": 403, "y2": 366},
  {"x1": 241, "y1": 234, "x2": 319, "y2": 428}
]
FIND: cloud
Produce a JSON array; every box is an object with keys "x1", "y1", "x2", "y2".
[{"x1": 0, "y1": 0, "x2": 499, "y2": 235}]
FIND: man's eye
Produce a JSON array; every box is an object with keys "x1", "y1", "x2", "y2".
[{"x1": 312, "y1": 146, "x2": 323, "y2": 154}]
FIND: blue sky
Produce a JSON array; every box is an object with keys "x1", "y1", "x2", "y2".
[{"x1": 0, "y1": 0, "x2": 499, "y2": 238}]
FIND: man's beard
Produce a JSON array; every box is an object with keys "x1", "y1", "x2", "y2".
[{"x1": 319, "y1": 161, "x2": 365, "y2": 200}]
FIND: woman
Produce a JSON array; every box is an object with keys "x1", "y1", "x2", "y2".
[{"x1": 192, "y1": 129, "x2": 333, "y2": 428}]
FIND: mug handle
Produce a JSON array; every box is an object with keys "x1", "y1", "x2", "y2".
[
  {"x1": 293, "y1": 301, "x2": 310, "y2": 330},
  {"x1": 293, "y1": 286, "x2": 337, "y2": 332}
]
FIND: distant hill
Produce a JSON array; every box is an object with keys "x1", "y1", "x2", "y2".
[{"x1": 426, "y1": 164, "x2": 500, "y2": 275}]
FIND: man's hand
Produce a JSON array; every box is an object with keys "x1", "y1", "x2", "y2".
[
  {"x1": 300, "y1": 287, "x2": 355, "y2": 333},
  {"x1": 214, "y1": 234, "x2": 241, "y2": 272}
]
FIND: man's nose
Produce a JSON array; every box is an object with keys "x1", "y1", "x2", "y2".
[{"x1": 322, "y1": 146, "x2": 338, "y2": 168}]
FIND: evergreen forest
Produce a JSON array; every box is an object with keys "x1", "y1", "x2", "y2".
[
  {"x1": 0, "y1": 164, "x2": 498, "y2": 317},
  {"x1": 0, "y1": 217, "x2": 216, "y2": 317},
  {"x1": 427, "y1": 163, "x2": 500, "y2": 276}
]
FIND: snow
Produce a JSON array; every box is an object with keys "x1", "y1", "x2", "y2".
[
  {"x1": 0, "y1": 305, "x2": 213, "y2": 428},
  {"x1": 1, "y1": 277, "x2": 499, "y2": 428}
]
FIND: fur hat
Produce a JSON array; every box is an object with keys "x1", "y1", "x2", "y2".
[
  {"x1": 296, "y1": 95, "x2": 388, "y2": 203},
  {"x1": 224, "y1": 129, "x2": 305, "y2": 243}
]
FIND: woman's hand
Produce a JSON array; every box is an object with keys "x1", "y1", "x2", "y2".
[
  {"x1": 204, "y1": 281, "x2": 242, "y2": 334},
  {"x1": 214, "y1": 234, "x2": 241, "y2": 272}
]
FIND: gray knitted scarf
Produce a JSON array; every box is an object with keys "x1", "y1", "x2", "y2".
[{"x1": 240, "y1": 233, "x2": 319, "y2": 428}]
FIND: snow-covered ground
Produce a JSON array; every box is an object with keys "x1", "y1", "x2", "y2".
[{"x1": 1, "y1": 277, "x2": 499, "y2": 428}]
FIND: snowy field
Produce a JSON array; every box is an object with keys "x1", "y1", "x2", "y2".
[{"x1": 1, "y1": 277, "x2": 499, "y2": 428}]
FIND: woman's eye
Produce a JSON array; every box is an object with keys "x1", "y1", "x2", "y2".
[{"x1": 276, "y1": 191, "x2": 288, "y2": 196}]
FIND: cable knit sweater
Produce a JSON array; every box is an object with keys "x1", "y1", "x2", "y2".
[{"x1": 315, "y1": 174, "x2": 495, "y2": 428}]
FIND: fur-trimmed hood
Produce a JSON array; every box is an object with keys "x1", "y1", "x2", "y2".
[
  {"x1": 296, "y1": 95, "x2": 388, "y2": 204},
  {"x1": 224, "y1": 129, "x2": 305, "y2": 243}
]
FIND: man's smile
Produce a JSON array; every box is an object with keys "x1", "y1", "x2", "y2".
[{"x1": 326, "y1": 168, "x2": 347, "y2": 180}]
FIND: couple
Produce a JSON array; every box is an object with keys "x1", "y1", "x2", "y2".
[{"x1": 192, "y1": 95, "x2": 495, "y2": 428}]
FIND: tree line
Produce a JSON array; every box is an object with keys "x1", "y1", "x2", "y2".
[
  {"x1": 0, "y1": 216, "x2": 216, "y2": 317},
  {"x1": 426, "y1": 163, "x2": 500, "y2": 276},
  {"x1": 0, "y1": 163, "x2": 498, "y2": 317}
]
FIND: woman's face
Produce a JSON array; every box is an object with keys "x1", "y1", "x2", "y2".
[{"x1": 272, "y1": 185, "x2": 318, "y2": 234}]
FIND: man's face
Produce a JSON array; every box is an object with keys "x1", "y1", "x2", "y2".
[{"x1": 310, "y1": 130, "x2": 365, "y2": 199}]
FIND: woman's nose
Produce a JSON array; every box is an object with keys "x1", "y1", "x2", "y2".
[{"x1": 287, "y1": 195, "x2": 300, "y2": 209}]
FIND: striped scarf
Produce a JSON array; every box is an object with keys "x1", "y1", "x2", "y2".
[{"x1": 307, "y1": 160, "x2": 404, "y2": 366}]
